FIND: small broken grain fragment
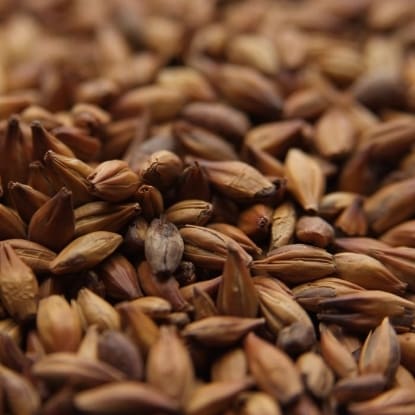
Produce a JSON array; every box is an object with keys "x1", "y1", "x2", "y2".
[{"x1": 295, "y1": 216, "x2": 334, "y2": 248}]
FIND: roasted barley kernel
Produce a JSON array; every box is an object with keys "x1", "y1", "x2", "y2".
[{"x1": 1, "y1": 2, "x2": 415, "y2": 413}]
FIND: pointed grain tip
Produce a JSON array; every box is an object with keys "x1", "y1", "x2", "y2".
[
  {"x1": 7, "y1": 115, "x2": 20, "y2": 129},
  {"x1": 43, "y1": 150, "x2": 54, "y2": 162},
  {"x1": 30, "y1": 120, "x2": 42, "y2": 128},
  {"x1": 7, "y1": 181, "x2": 17, "y2": 190}
]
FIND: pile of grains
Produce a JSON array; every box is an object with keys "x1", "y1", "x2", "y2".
[{"x1": 2, "y1": 0, "x2": 415, "y2": 414}]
